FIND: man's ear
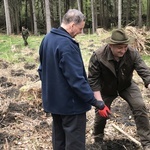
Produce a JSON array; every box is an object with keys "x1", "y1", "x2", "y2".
[{"x1": 70, "y1": 22, "x2": 74, "y2": 28}]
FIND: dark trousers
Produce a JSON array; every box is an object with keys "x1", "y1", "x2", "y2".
[
  {"x1": 22, "y1": 35, "x2": 28, "y2": 46},
  {"x1": 51, "y1": 113, "x2": 86, "y2": 150},
  {"x1": 94, "y1": 81, "x2": 150, "y2": 147}
]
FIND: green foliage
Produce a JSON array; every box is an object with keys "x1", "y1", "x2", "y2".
[
  {"x1": 142, "y1": 0, "x2": 147, "y2": 14},
  {"x1": 142, "y1": 55, "x2": 150, "y2": 66}
]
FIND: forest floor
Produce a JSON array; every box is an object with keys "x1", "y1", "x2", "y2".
[{"x1": 0, "y1": 40, "x2": 150, "y2": 150}]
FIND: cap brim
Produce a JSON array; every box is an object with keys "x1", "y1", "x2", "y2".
[{"x1": 105, "y1": 36, "x2": 135, "y2": 44}]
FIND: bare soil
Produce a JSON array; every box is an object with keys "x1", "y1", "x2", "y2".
[{"x1": 0, "y1": 56, "x2": 150, "y2": 150}]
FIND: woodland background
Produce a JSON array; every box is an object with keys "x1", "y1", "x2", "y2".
[
  {"x1": 1, "y1": 0, "x2": 150, "y2": 35},
  {"x1": 0, "y1": 31, "x2": 150, "y2": 150},
  {"x1": 1, "y1": 0, "x2": 150, "y2": 149}
]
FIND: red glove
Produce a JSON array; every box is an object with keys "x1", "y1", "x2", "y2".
[{"x1": 98, "y1": 105, "x2": 111, "y2": 118}]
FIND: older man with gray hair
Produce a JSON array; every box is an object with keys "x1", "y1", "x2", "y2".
[{"x1": 38, "y1": 9, "x2": 107, "y2": 150}]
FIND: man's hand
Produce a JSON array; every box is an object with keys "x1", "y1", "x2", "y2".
[
  {"x1": 98, "y1": 105, "x2": 111, "y2": 118},
  {"x1": 148, "y1": 84, "x2": 150, "y2": 90}
]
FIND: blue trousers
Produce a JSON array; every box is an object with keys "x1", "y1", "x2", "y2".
[{"x1": 52, "y1": 113, "x2": 86, "y2": 150}]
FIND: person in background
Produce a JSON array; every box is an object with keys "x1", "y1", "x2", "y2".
[
  {"x1": 21, "y1": 26, "x2": 29, "y2": 46},
  {"x1": 38, "y1": 9, "x2": 108, "y2": 150},
  {"x1": 88, "y1": 28, "x2": 150, "y2": 150}
]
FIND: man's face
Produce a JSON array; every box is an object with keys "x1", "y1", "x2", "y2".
[
  {"x1": 70, "y1": 21, "x2": 85, "y2": 38},
  {"x1": 109, "y1": 44, "x2": 128, "y2": 58}
]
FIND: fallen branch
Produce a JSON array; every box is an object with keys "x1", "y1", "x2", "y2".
[
  {"x1": 112, "y1": 123, "x2": 142, "y2": 148},
  {"x1": 126, "y1": 20, "x2": 136, "y2": 26}
]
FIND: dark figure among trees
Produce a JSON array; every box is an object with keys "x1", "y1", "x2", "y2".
[{"x1": 22, "y1": 26, "x2": 29, "y2": 46}]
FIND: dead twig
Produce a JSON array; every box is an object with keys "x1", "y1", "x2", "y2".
[
  {"x1": 0, "y1": 114, "x2": 5, "y2": 124},
  {"x1": 112, "y1": 123, "x2": 142, "y2": 149}
]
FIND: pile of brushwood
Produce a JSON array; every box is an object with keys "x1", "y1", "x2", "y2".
[{"x1": 125, "y1": 26, "x2": 150, "y2": 54}]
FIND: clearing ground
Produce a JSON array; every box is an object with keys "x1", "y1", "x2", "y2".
[{"x1": 0, "y1": 38, "x2": 150, "y2": 150}]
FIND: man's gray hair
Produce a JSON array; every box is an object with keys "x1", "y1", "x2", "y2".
[{"x1": 62, "y1": 9, "x2": 86, "y2": 25}]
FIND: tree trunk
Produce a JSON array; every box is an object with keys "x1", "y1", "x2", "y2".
[
  {"x1": 91, "y1": 0, "x2": 95, "y2": 33},
  {"x1": 77, "y1": 0, "x2": 84, "y2": 34},
  {"x1": 59, "y1": 0, "x2": 62, "y2": 25},
  {"x1": 118, "y1": 0, "x2": 122, "y2": 29},
  {"x1": 94, "y1": 0, "x2": 97, "y2": 30},
  {"x1": 105, "y1": 0, "x2": 110, "y2": 29},
  {"x1": 77, "y1": 0, "x2": 81, "y2": 11},
  {"x1": 99, "y1": 0, "x2": 103, "y2": 27},
  {"x1": 65, "y1": 0, "x2": 70, "y2": 12},
  {"x1": 125, "y1": 0, "x2": 129, "y2": 25},
  {"x1": 114, "y1": 0, "x2": 118, "y2": 27},
  {"x1": 146, "y1": 0, "x2": 150, "y2": 30},
  {"x1": 14, "y1": 2, "x2": 20, "y2": 34},
  {"x1": 25, "y1": 0, "x2": 28, "y2": 28},
  {"x1": 45, "y1": 0, "x2": 51, "y2": 33},
  {"x1": 138, "y1": 0, "x2": 142, "y2": 28},
  {"x1": 31, "y1": 0, "x2": 38, "y2": 35},
  {"x1": 102, "y1": 0, "x2": 105, "y2": 28},
  {"x1": 29, "y1": 0, "x2": 34, "y2": 33},
  {"x1": 4, "y1": 0, "x2": 12, "y2": 35}
]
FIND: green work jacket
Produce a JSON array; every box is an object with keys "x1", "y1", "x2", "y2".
[{"x1": 88, "y1": 45, "x2": 150, "y2": 96}]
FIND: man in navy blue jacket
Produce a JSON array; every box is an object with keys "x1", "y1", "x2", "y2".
[{"x1": 38, "y1": 9, "x2": 110, "y2": 150}]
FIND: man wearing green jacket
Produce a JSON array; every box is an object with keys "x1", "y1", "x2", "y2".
[{"x1": 88, "y1": 28, "x2": 150, "y2": 150}]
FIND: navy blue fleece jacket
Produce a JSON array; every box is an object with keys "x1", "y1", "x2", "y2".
[{"x1": 38, "y1": 27, "x2": 97, "y2": 115}]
